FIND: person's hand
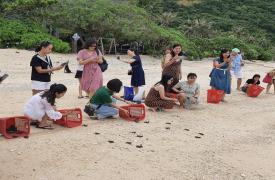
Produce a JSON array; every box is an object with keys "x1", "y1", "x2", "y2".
[
  {"x1": 191, "y1": 97, "x2": 197, "y2": 103},
  {"x1": 52, "y1": 66, "x2": 63, "y2": 71},
  {"x1": 172, "y1": 98, "x2": 178, "y2": 102},
  {"x1": 122, "y1": 109, "x2": 129, "y2": 116},
  {"x1": 125, "y1": 100, "x2": 133, "y2": 104},
  {"x1": 173, "y1": 55, "x2": 179, "y2": 61}
]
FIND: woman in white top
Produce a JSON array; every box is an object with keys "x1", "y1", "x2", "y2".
[
  {"x1": 24, "y1": 84, "x2": 67, "y2": 129},
  {"x1": 30, "y1": 41, "x2": 65, "y2": 95}
]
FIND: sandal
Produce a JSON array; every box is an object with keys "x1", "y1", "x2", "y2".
[
  {"x1": 30, "y1": 120, "x2": 39, "y2": 126},
  {"x1": 36, "y1": 124, "x2": 54, "y2": 130},
  {"x1": 78, "y1": 96, "x2": 84, "y2": 99}
]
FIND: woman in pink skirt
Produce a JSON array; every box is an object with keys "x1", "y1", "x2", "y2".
[{"x1": 78, "y1": 38, "x2": 103, "y2": 97}]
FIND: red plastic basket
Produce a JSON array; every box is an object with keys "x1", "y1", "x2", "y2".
[
  {"x1": 55, "y1": 108, "x2": 82, "y2": 128},
  {"x1": 0, "y1": 116, "x2": 30, "y2": 139},
  {"x1": 247, "y1": 85, "x2": 265, "y2": 97},
  {"x1": 165, "y1": 92, "x2": 178, "y2": 99},
  {"x1": 207, "y1": 89, "x2": 224, "y2": 103},
  {"x1": 119, "y1": 104, "x2": 146, "y2": 122}
]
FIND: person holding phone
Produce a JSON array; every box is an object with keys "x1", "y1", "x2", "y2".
[
  {"x1": 210, "y1": 48, "x2": 232, "y2": 102},
  {"x1": 30, "y1": 41, "x2": 65, "y2": 95},
  {"x1": 162, "y1": 44, "x2": 184, "y2": 92},
  {"x1": 78, "y1": 38, "x2": 103, "y2": 98},
  {"x1": 117, "y1": 49, "x2": 145, "y2": 95}
]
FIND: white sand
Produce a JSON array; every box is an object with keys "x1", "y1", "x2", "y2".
[{"x1": 0, "y1": 49, "x2": 275, "y2": 180}]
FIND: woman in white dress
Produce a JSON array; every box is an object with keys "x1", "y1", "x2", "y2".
[{"x1": 24, "y1": 84, "x2": 67, "y2": 129}]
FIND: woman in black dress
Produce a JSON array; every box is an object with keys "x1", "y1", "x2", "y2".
[{"x1": 118, "y1": 49, "x2": 145, "y2": 94}]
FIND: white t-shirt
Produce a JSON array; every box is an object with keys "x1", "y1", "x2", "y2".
[{"x1": 23, "y1": 92, "x2": 62, "y2": 121}]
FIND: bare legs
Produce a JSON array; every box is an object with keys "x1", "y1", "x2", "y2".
[
  {"x1": 266, "y1": 80, "x2": 275, "y2": 94},
  {"x1": 78, "y1": 78, "x2": 83, "y2": 98},
  {"x1": 32, "y1": 89, "x2": 44, "y2": 96},
  {"x1": 237, "y1": 78, "x2": 242, "y2": 91},
  {"x1": 37, "y1": 114, "x2": 54, "y2": 129}
]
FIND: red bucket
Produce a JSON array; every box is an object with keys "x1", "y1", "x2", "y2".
[
  {"x1": 55, "y1": 108, "x2": 82, "y2": 128},
  {"x1": 247, "y1": 85, "x2": 265, "y2": 97},
  {"x1": 207, "y1": 89, "x2": 224, "y2": 103},
  {"x1": 119, "y1": 104, "x2": 146, "y2": 122},
  {"x1": 165, "y1": 92, "x2": 178, "y2": 99},
  {"x1": 0, "y1": 116, "x2": 30, "y2": 139}
]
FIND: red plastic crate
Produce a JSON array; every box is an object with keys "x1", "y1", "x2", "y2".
[
  {"x1": 0, "y1": 116, "x2": 30, "y2": 139},
  {"x1": 207, "y1": 89, "x2": 224, "y2": 103},
  {"x1": 55, "y1": 108, "x2": 82, "y2": 128},
  {"x1": 119, "y1": 104, "x2": 146, "y2": 122},
  {"x1": 247, "y1": 85, "x2": 265, "y2": 97}
]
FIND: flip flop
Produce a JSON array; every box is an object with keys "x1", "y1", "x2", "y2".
[
  {"x1": 78, "y1": 96, "x2": 84, "y2": 99},
  {"x1": 0, "y1": 74, "x2": 8, "y2": 83},
  {"x1": 30, "y1": 120, "x2": 39, "y2": 126},
  {"x1": 36, "y1": 124, "x2": 54, "y2": 130}
]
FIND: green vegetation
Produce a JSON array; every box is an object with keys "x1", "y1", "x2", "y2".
[{"x1": 0, "y1": 0, "x2": 274, "y2": 60}]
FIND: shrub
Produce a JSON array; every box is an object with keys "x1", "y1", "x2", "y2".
[{"x1": 0, "y1": 18, "x2": 70, "y2": 53}]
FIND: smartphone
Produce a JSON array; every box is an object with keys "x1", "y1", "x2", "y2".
[{"x1": 61, "y1": 61, "x2": 69, "y2": 66}]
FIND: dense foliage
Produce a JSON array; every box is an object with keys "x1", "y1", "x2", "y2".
[{"x1": 0, "y1": 0, "x2": 274, "y2": 60}]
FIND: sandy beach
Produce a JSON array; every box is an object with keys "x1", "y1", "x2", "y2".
[{"x1": 0, "y1": 49, "x2": 275, "y2": 180}]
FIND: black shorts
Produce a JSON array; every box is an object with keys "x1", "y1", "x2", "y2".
[{"x1": 75, "y1": 70, "x2": 83, "y2": 78}]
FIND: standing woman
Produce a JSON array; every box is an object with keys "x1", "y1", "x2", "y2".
[
  {"x1": 162, "y1": 44, "x2": 183, "y2": 92},
  {"x1": 118, "y1": 49, "x2": 145, "y2": 94},
  {"x1": 210, "y1": 48, "x2": 232, "y2": 102},
  {"x1": 30, "y1": 41, "x2": 64, "y2": 95},
  {"x1": 78, "y1": 38, "x2": 103, "y2": 98}
]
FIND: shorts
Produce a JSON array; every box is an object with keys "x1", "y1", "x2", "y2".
[
  {"x1": 31, "y1": 80, "x2": 51, "y2": 91},
  {"x1": 75, "y1": 70, "x2": 83, "y2": 78},
  {"x1": 230, "y1": 70, "x2": 243, "y2": 79}
]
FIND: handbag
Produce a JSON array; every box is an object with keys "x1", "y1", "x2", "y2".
[
  {"x1": 84, "y1": 103, "x2": 95, "y2": 116},
  {"x1": 263, "y1": 73, "x2": 272, "y2": 83},
  {"x1": 96, "y1": 49, "x2": 108, "y2": 72},
  {"x1": 128, "y1": 69, "x2": 133, "y2": 75}
]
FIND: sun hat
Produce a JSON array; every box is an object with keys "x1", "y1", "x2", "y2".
[{"x1": 232, "y1": 48, "x2": 240, "y2": 53}]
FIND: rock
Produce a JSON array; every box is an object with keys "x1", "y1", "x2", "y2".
[{"x1": 136, "y1": 144, "x2": 143, "y2": 148}]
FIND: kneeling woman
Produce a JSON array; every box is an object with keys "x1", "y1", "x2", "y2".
[
  {"x1": 241, "y1": 74, "x2": 261, "y2": 93},
  {"x1": 145, "y1": 75, "x2": 178, "y2": 110},
  {"x1": 24, "y1": 84, "x2": 67, "y2": 129},
  {"x1": 90, "y1": 79, "x2": 131, "y2": 119}
]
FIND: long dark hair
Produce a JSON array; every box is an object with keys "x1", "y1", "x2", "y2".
[
  {"x1": 171, "y1": 44, "x2": 181, "y2": 57},
  {"x1": 155, "y1": 75, "x2": 173, "y2": 91},
  {"x1": 84, "y1": 38, "x2": 97, "y2": 50},
  {"x1": 219, "y1": 48, "x2": 229, "y2": 62},
  {"x1": 252, "y1": 74, "x2": 260, "y2": 80},
  {"x1": 35, "y1": 41, "x2": 52, "y2": 52},
  {"x1": 41, "y1": 84, "x2": 67, "y2": 106}
]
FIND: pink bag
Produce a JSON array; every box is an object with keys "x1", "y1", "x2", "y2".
[{"x1": 263, "y1": 73, "x2": 272, "y2": 83}]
